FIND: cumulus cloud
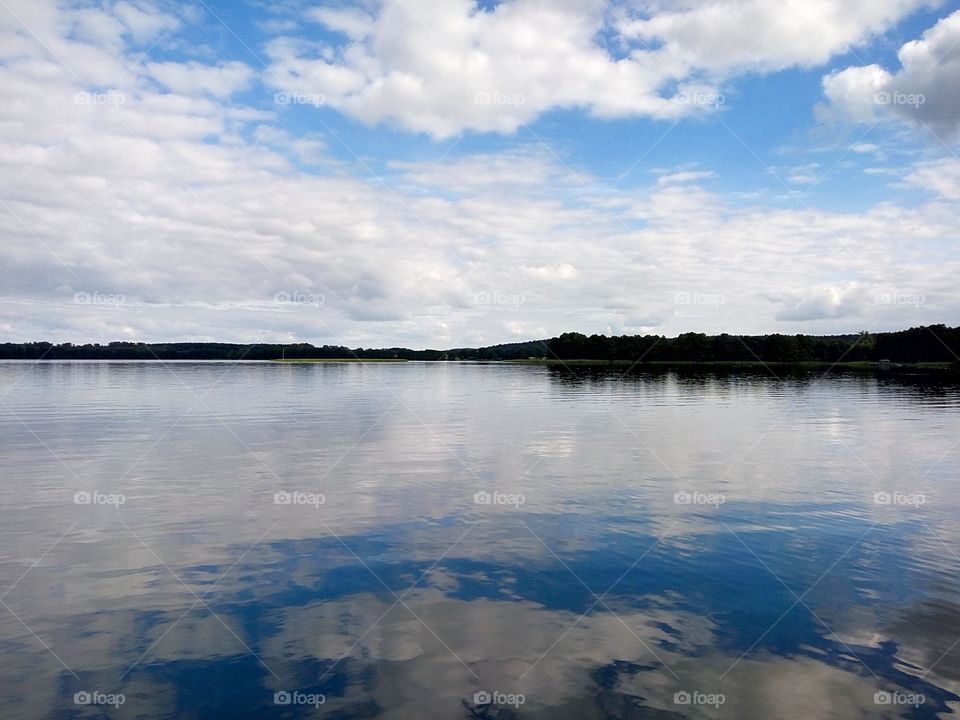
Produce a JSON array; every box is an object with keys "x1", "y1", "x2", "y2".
[
  {"x1": 619, "y1": 0, "x2": 931, "y2": 71},
  {"x1": 823, "y1": 10, "x2": 960, "y2": 133},
  {"x1": 264, "y1": 0, "x2": 932, "y2": 138}
]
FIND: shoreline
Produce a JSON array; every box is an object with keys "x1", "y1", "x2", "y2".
[
  {"x1": 270, "y1": 358, "x2": 408, "y2": 363},
  {"x1": 504, "y1": 359, "x2": 959, "y2": 372}
]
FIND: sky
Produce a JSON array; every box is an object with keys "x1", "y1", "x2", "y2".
[{"x1": 0, "y1": 0, "x2": 959, "y2": 348}]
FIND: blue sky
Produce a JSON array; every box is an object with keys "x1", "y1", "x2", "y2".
[
  {"x1": 209, "y1": 1, "x2": 949, "y2": 198},
  {"x1": 1, "y1": 0, "x2": 959, "y2": 346}
]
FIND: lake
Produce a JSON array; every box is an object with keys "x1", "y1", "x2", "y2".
[{"x1": 1, "y1": 361, "x2": 959, "y2": 719}]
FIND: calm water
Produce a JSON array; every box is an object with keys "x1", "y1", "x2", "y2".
[{"x1": 1, "y1": 361, "x2": 960, "y2": 719}]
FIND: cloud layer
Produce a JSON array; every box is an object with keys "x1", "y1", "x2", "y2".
[{"x1": 0, "y1": 0, "x2": 958, "y2": 346}]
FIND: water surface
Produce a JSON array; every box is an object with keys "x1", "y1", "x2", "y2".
[{"x1": 1, "y1": 361, "x2": 959, "y2": 719}]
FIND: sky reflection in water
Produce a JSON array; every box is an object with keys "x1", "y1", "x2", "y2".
[{"x1": 1, "y1": 361, "x2": 959, "y2": 719}]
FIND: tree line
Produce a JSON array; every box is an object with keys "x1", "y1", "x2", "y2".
[
  {"x1": 0, "y1": 325, "x2": 957, "y2": 364},
  {"x1": 546, "y1": 325, "x2": 960, "y2": 364}
]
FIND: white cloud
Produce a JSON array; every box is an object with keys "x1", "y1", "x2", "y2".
[
  {"x1": 823, "y1": 10, "x2": 960, "y2": 133},
  {"x1": 306, "y1": 6, "x2": 375, "y2": 39},
  {"x1": 619, "y1": 0, "x2": 931, "y2": 71},
  {"x1": 657, "y1": 170, "x2": 715, "y2": 186},
  {"x1": 146, "y1": 60, "x2": 254, "y2": 98},
  {"x1": 388, "y1": 150, "x2": 583, "y2": 194},
  {"x1": 906, "y1": 158, "x2": 960, "y2": 199},
  {"x1": 783, "y1": 164, "x2": 822, "y2": 186},
  {"x1": 822, "y1": 64, "x2": 893, "y2": 123},
  {"x1": 264, "y1": 0, "x2": 932, "y2": 138},
  {"x1": 774, "y1": 284, "x2": 867, "y2": 321},
  {"x1": 523, "y1": 263, "x2": 580, "y2": 281},
  {"x1": 113, "y1": 0, "x2": 181, "y2": 42}
]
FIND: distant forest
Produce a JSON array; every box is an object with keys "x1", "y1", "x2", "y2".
[{"x1": 1, "y1": 325, "x2": 958, "y2": 365}]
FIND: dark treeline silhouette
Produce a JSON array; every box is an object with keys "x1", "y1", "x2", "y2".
[
  {"x1": 0, "y1": 340, "x2": 545, "y2": 361},
  {"x1": 0, "y1": 325, "x2": 957, "y2": 365},
  {"x1": 547, "y1": 325, "x2": 960, "y2": 364}
]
